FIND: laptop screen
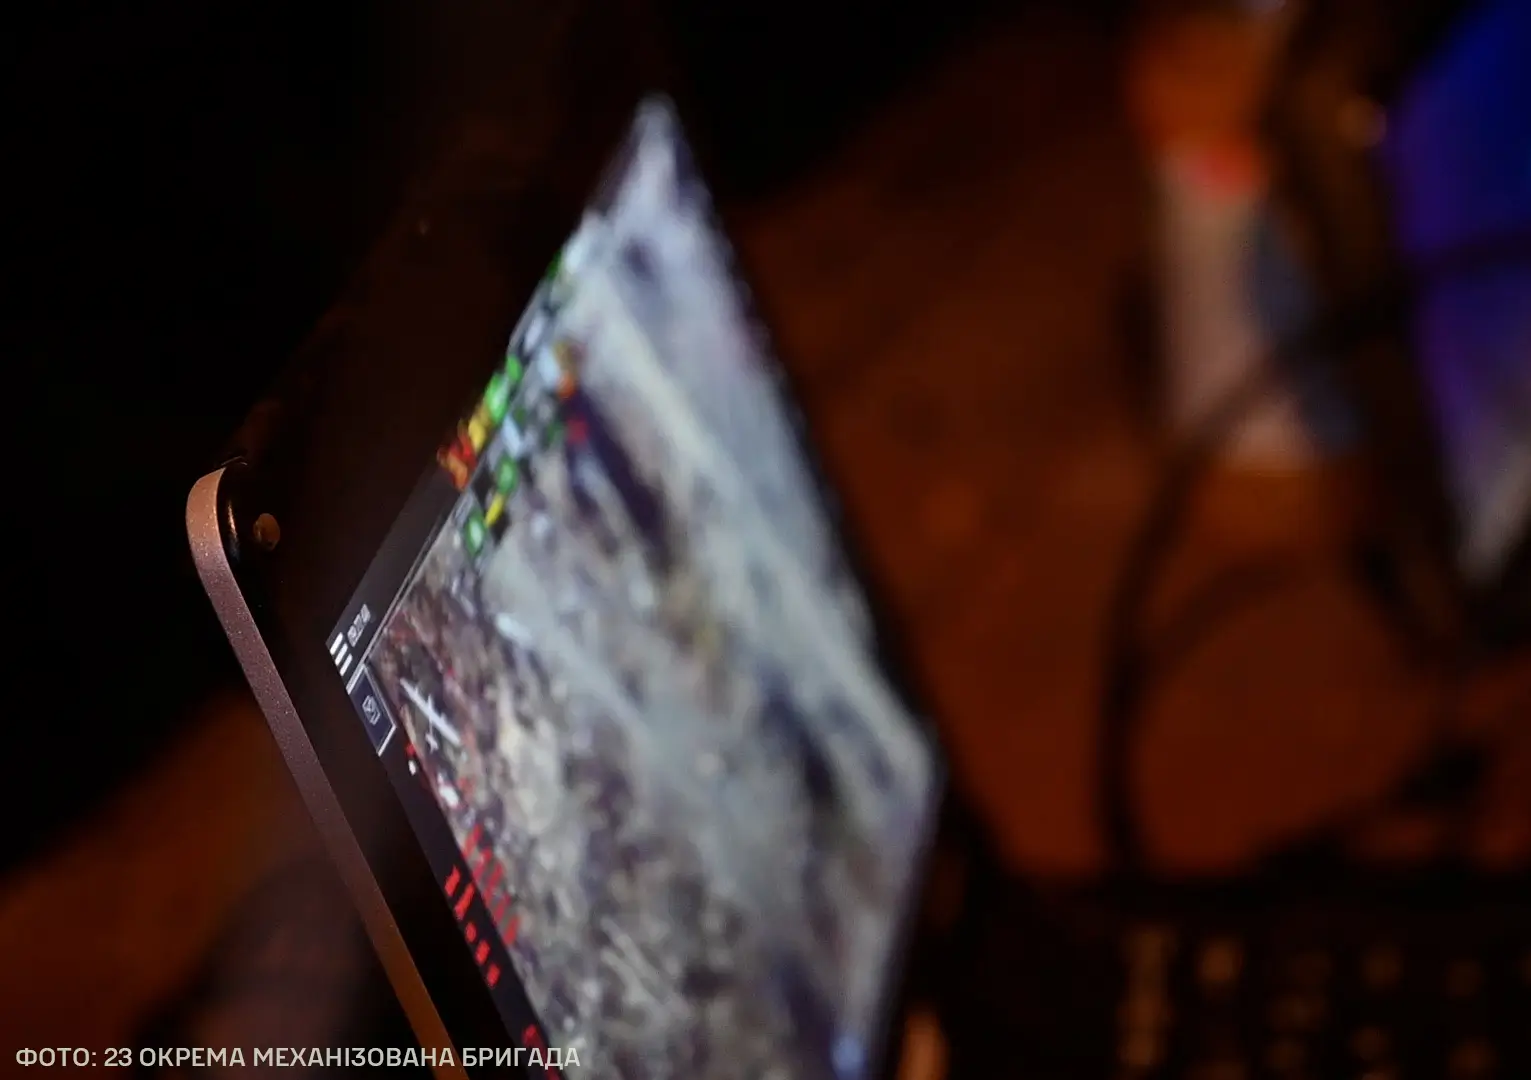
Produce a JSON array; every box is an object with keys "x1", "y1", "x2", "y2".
[
  {"x1": 1377, "y1": 0, "x2": 1531, "y2": 582},
  {"x1": 325, "y1": 98, "x2": 941, "y2": 1078}
]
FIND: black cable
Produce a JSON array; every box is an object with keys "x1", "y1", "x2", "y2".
[
  {"x1": 1138, "y1": 554, "x2": 1318, "y2": 687},
  {"x1": 1100, "y1": 304, "x2": 1384, "y2": 875},
  {"x1": 1097, "y1": 234, "x2": 1531, "y2": 875},
  {"x1": 1252, "y1": 648, "x2": 1531, "y2": 875}
]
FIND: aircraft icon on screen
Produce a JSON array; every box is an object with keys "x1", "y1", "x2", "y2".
[{"x1": 400, "y1": 679, "x2": 463, "y2": 752}]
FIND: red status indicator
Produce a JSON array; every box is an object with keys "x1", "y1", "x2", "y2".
[
  {"x1": 452, "y1": 881, "x2": 476, "y2": 921},
  {"x1": 439, "y1": 820, "x2": 525, "y2": 998}
]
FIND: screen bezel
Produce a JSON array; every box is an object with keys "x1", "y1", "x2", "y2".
[
  {"x1": 1268, "y1": 0, "x2": 1531, "y2": 648},
  {"x1": 206, "y1": 13, "x2": 950, "y2": 1073}
]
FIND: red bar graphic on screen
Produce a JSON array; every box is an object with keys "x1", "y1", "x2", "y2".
[{"x1": 453, "y1": 881, "x2": 476, "y2": 921}]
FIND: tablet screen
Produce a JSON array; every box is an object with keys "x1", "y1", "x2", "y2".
[
  {"x1": 327, "y1": 98, "x2": 940, "y2": 1079},
  {"x1": 1377, "y1": 0, "x2": 1531, "y2": 582}
]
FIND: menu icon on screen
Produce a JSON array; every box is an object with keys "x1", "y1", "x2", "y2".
[{"x1": 329, "y1": 632, "x2": 354, "y2": 678}]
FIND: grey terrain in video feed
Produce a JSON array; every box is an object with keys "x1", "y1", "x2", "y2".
[{"x1": 367, "y1": 103, "x2": 935, "y2": 1080}]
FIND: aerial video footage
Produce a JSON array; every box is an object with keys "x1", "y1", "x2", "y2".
[{"x1": 367, "y1": 98, "x2": 938, "y2": 1080}]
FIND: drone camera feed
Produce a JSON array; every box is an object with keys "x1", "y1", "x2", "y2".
[{"x1": 335, "y1": 99, "x2": 939, "y2": 1080}]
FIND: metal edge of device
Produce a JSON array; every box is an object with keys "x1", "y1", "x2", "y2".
[{"x1": 187, "y1": 466, "x2": 468, "y2": 1080}]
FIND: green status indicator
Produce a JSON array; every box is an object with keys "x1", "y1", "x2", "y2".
[
  {"x1": 462, "y1": 508, "x2": 487, "y2": 557},
  {"x1": 484, "y1": 370, "x2": 512, "y2": 427},
  {"x1": 495, "y1": 456, "x2": 519, "y2": 496}
]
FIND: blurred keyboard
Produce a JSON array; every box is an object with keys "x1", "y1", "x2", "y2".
[{"x1": 940, "y1": 872, "x2": 1531, "y2": 1080}]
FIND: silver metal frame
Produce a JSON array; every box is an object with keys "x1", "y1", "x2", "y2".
[{"x1": 187, "y1": 467, "x2": 467, "y2": 1080}]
